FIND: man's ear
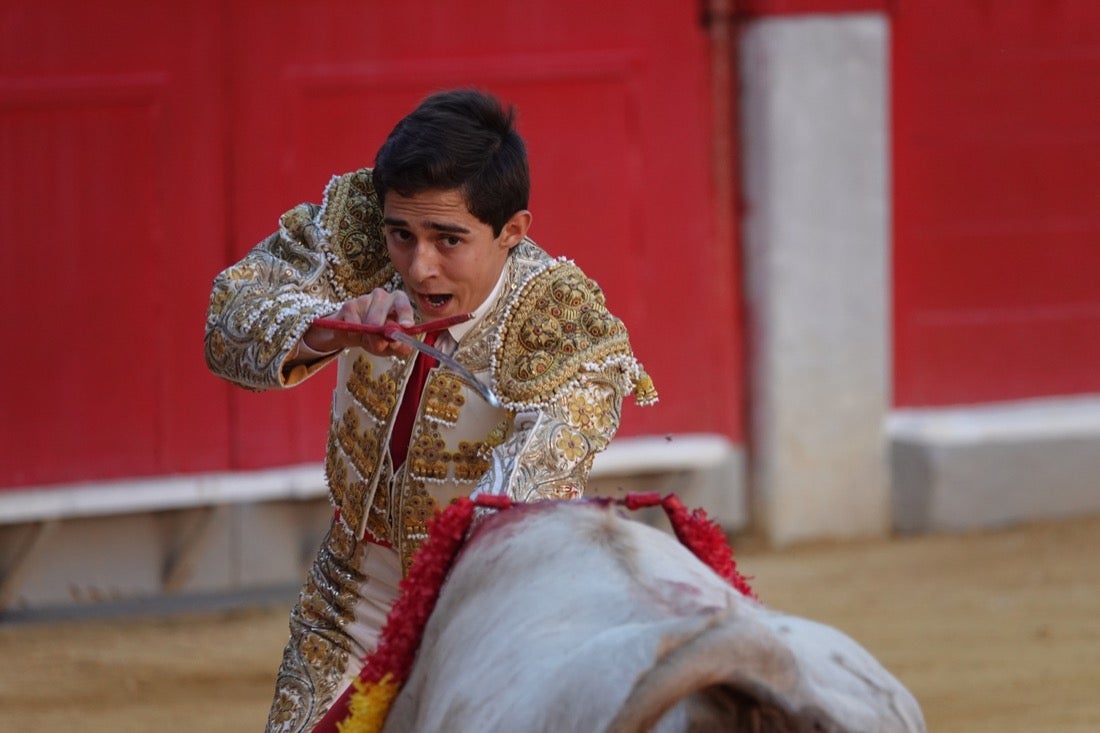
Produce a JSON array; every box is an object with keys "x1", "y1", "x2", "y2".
[{"x1": 499, "y1": 210, "x2": 532, "y2": 250}]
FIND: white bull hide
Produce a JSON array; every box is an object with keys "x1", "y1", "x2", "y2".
[{"x1": 382, "y1": 500, "x2": 926, "y2": 733}]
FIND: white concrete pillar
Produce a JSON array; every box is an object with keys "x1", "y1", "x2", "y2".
[{"x1": 740, "y1": 13, "x2": 891, "y2": 544}]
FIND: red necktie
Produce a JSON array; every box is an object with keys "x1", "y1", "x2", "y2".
[{"x1": 389, "y1": 331, "x2": 439, "y2": 469}]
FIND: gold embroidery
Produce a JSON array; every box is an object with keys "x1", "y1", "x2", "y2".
[
  {"x1": 497, "y1": 263, "x2": 636, "y2": 404},
  {"x1": 518, "y1": 311, "x2": 562, "y2": 352},
  {"x1": 553, "y1": 426, "x2": 588, "y2": 466},
  {"x1": 269, "y1": 520, "x2": 369, "y2": 732},
  {"x1": 329, "y1": 407, "x2": 384, "y2": 533},
  {"x1": 481, "y1": 418, "x2": 510, "y2": 459},
  {"x1": 335, "y1": 409, "x2": 380, "y2": 480},
  {"x1": 319, "y1": 170, "x2": 394, "y2": 297},
  {"x1": 225, "y1": 262, "x2": 257, "y2": 281},
  {"x1": 451, "y1": 440, "x2": 491, "y2": 480},
  {"x1": 407, "y1": 427, "x2": 448, "y2": 481},
  {"x1": 364, "y1": 474, "x2": 391, "y2": 544},
  {"x1": 347, "y1": 354, "x2": 399, "y2": 421},
  {"x1": 400, "y1": 482, "x2": 438, "y2": 574},
  {"x1": 206, "y1": 329, "x2": 227, "y2": 361},
  {"x1": 452, "y1": 242, "x2": 539, "y2": 371},
  {"x1": 565, "y1": 389, "x2": 615, "y2": 434},
  {"x1": 632, "y1": 373, "x2": 658, "y2": 404},
  {"x1": 552, "y1": 274, "x2": 590, "y2": 307},
  {"x1": 422, "y1": 372, "x2": 466, "y2": 425},
  {"x1": 324, "y1": 428, "x2": 347, "y2": 497}
]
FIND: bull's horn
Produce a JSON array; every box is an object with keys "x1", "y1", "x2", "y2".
[{"x1": 602, "y1": 610, "x2": 843, "y2": 733}]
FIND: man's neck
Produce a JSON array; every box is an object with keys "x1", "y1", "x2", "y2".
[{"x1": 446, "y1": 263, "x2": 509, "y2": 345}]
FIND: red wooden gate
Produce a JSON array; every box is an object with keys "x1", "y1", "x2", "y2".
[
  {"x1": 1, "y1": 2, "x2": 742, "y2": 487},
  {"x1": 892, "y1": 0, "x2": 1100, "y2": 406}
]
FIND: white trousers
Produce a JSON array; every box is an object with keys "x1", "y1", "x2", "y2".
[{"x1": 265, "y1": 520, "x2": 402, "y2": 733}]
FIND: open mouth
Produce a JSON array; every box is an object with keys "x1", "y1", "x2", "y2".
[{"x1": 421, "y1": 293, "x2": 453, "y2": 310}]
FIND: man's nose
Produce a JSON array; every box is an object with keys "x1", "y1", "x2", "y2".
[{"x1": 407, "y1": 240, "x2": 439, "y2": 281}]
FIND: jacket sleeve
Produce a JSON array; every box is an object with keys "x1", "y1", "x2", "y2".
[
  {"x1": 204, "y1": 169, "x2": 394, "y2": 390},
  {"x1": 204, "y1": 204, "x2": 342, "y2": 390}
]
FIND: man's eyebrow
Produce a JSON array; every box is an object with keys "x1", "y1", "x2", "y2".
[
  {"x1": 383, "y1": 216, "x2": 472, "y2": 235},
  {"x1": 428, "y1": 221, "x2": 472, "y2": 235}
]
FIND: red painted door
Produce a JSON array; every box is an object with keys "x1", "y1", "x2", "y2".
[
  {"x1": 222, "y1": 2, "x2": 745, "y2": 469},
  {"x1": 1, "y1": 1, "x2": 743, "y2": 486},
  {"x1": 1, "y1": 3, "x2": 232, "y2": 486},
  {"x1": 892, "y1": 0, "x2": 1100, "y2": 406}
]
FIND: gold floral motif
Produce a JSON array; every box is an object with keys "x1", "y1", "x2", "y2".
[
  {"x1": 266, "y1": 687, "x2": 300, "y2": 730},
  {"x1": 207, "y1": 286, "x2": 232, "y2": 318},
  {"x1": 565, "y1": 389, "x2": 615, "y2": 434},
  {"x1": 496, "y1": 261, "x2": 636, "y2": 404},
  {"x1": 400, "y1": 484, "x2": 438, "y2": 574},
  {"x1": 515, "y1": 351, "x2": 554, "y2": 381},
  {"x1": 335, "y1": 408, "x2": 381, "y2": 480},
  {"x1": 485, "y1": 418, "x2": 510, "y2": 450},
  {"x1": 324, "y1": 427, "x2": 349, "y2": 503},
  {"x1": 298, "y1": 629, "x2": 341, "y2": 668},
  {"x1": 269, "y1": 520, "x2": 371, "y2": 731},
  {"x1": 518, "y1": 311, "x2": 562, "y2": 352},
  {"x1": 206, "y1": 329, "x2": 227, "y2": 360},
  {"x1": 451, "y1": 440, "x2": 491, "y2": 480},
  {"x1": 364, "y1": 476, "x2": 391, "y2": 544},
  {"x1": 423, "y1": 372, "x2": 466, "y2": 425},
  {"x1": 329, "y1": 407, "x2": 384, "y2": 533},
  {"x1": 320, "y1": 170, "x2": 394, "y2": 298},
  {"x1": 278, "y1": 202, "x2": 314, "y2": 238},
  {"x1": 553, "y1": 426, "x2": 589, "y2": 466},
  {"x1": 451, "y1": 241, "x2": 542, "y2": 372},
  {"x1": 347, "y1": 355, "x2": 400, "y2": 421},
  {"x1": 407, "y1": 428, "x2": 448, "y2": 481},
  {"x1": 476, "y1": 417, "x2": 512, "y2": 461},
  {"x1": 580, "y1": 307, "x2": 616, "y2": 338},
  {"x1": 325, "y1": 517, "x2": 358, "y2": 561},
  {"x1": 551, "y1": 272, "x2": 590, "y2": 307},
  {"x1": 257, "y1": 331, "x2": 280, "y2": 364},
  {"x1": 226, "y1": 262, "x2": 257, "y2": 281}
]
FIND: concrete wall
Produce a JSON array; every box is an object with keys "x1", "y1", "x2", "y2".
[
  {"x1": 0, "y1": 435, "x2": 745, "y2": 617},
  {"x1": 890, "y1": 396, "x2": 1100, "y2": 532},
  {"x1": 738, "y1": 11, "x2": 1100, "y2": 545},
  {"x1": 740, "y1": 13, "x2": 892, "y2": 544}
]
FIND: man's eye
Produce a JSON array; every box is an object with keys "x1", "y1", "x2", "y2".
[
  {"x1": 389, "y1": 229, "x2": 413, "y2": 244},
  {"x1": 442, "y1": 235, "x2": 462, "y2": 248}
]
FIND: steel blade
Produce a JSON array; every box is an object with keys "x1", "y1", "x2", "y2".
[{"x1": 388, "y1": 330, "x2": 502, "y2": 408}]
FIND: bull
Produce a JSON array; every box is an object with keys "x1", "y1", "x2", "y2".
[{"x1": 320, "y1": 495, "x2": 926, "y2": 733}]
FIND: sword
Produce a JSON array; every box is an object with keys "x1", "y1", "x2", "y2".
[{"x1": 312, "y1": 316, "x2": 502, "y2": 408}]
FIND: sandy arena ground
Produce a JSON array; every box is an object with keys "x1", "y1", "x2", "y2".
[{"x1": 1, "y1": 514, "x2": 1098, "y2": 732}]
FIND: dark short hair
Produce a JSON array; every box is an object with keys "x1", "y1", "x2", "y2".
[{"x1": 373, "y1": 89, "x2": 529, "y2": 236}]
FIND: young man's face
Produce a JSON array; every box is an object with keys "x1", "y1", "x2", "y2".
[{"x1": 383, "y1": 189, "x2": 530, "y2": 320}]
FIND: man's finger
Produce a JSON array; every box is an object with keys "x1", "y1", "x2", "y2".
[
  {"x1": 364, "y1": 288, "x2": 396, "y2": 326},
  {"x1": 392, "y1": 290, "x2": 416, "y2": 327}
]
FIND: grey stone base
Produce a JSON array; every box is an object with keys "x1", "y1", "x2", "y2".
[
  {"x1": 889, "y1": 396, "x2": 1100, "y2": 532},
  {"x1": 0, "y1": 434, "x2": 745, "y2": 617}
]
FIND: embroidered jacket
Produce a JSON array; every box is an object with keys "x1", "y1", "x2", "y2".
[{"x1": 205, "y1": 169, "x2": 657, "y2": 571}]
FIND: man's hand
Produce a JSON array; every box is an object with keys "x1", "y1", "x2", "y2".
[{"x1": 303, "y1": 288, "x2": 417, "y2": 357}]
